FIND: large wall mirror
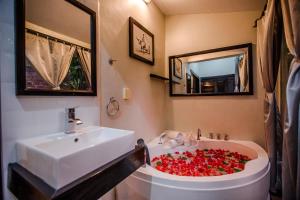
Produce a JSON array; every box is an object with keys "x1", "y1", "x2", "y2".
[
  {"x1": 169, "y1": 43, "x2": 253, "y2": 96},
  {"x1": 15, "y1": 0, "x2": 97, "y2": 96}
]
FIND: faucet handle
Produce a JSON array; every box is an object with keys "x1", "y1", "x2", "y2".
[
  {"x1": 66, "y1": 106, "x2": 79, "y2": 120},
  {"x1": 197, "y1": 128, "x2": 201, "y2": 140},
  {"x1": 66, "y1": 108, "x2": 75, "y2": 114},
  {"x1": 224, "y1": 134, "x2": 229, "y2": 141},
  {"x1": 66, "y1": 106, "x2": 80, "y2": 111}
]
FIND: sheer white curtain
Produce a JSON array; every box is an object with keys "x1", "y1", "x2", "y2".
[
  {"x1": 234, "y1": 54, "x2": 248, "y2": 93},
  {"x1": 77, "y1": 47, "x2": 91, "y2": 85},
  {"x1": 234, "y1": 57, "x2": 240, "y2": 92},
  {"x1": 239, "y1": 54, "x2": 249, "y2": 92},
  {"x1": 281, "y1": 0, "x2": 300, "y2": 199},
  {"x1": 257, "y1": 0, "x2": 283, "y2": 194},
  {"x1": 25, "y1": 33, "x2": 76, "y2": 90}
]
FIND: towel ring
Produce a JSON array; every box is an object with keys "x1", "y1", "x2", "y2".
[{"x1": 106, "y1": 97, "x2": 120, "y2": 116}]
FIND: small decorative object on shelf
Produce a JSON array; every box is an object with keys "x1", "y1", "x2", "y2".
[{"x1": 106, "y1": 97, "x2": 120, "y2": 116}]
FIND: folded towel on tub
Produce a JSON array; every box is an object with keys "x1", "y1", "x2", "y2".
[
  {"x1": 162, "y1": 130, "x2": 184, "y2": 140},
  {"x1": 160, "y1": 130, "x2": 185, "y2": 148}
]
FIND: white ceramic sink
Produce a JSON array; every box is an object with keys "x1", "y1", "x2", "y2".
[{"x1": 16, "y1": 126, "x2": 135, "y2": 189}]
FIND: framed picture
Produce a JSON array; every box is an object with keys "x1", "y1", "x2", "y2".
[
  {"x1": 129, "y1": 17, "x2": 154, "y2": 65},
  {"x1": 173, "y1": 58, "x2": 183, "y2": 79}
]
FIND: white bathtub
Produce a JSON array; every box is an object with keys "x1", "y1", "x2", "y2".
[{"x1": 117, "y1": 137, "x2": 270, "y2": 200}]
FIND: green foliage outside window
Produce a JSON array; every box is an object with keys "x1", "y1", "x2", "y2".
[{"x1": 61, "y1": 51, "x2": 90, "y2": 90}]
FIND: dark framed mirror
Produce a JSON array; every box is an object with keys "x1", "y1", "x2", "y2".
[
  {"x1": 15, "y1": 0, "x2": 97, "y2": 96},
  {"x1": 169, "y1": 43, "x2": 253, "y2": 96}
]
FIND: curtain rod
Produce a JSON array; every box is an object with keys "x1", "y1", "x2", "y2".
[{"x1": 25, "y1": 28, "x2": 91, "y2": 52}]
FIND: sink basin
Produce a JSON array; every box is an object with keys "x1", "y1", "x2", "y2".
[{"x1": 16, "y1": 126, "x2": 135, "y2": 189}]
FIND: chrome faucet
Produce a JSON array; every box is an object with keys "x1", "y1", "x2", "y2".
[
  {"x1": 224, "y1": 134, "x2": 229, "y2": 141},
  {"x1": 197, "y1": 128, "x2": 201, "y2": 140},
  {"x1": 65, "y1": 107, "x2": 83, "y2": 134}
]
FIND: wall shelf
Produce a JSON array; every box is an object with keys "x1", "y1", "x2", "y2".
[
  {"x1": 8, "y1": 145, "x2": 145, "y2": 200},
  {"x1": 150, "y1": 73, "x2": 169, "y2": 81},
  {"x1": 150, "y1": 73, "x2": 180, "y2": 84}
]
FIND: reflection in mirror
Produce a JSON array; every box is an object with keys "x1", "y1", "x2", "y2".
[
  {"x1": 16, "y1": 0, "x2": 96, "y2": 95},
  {"x1": 169, "y1": 44, "x2": 252, "y2": 96}
]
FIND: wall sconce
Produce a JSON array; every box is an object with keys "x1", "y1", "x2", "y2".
[{"x1": 143, "y1": 0, "x2": 152, "y2": 4}]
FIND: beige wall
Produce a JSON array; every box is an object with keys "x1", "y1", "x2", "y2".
[
  {"x1": 100, "y1": 0, "x2": 166, "y2": 142},
  {"x1": 100, "y1": 6, "x2": 266, "y2": 147},
  {"x1": 165, "y1": 11, "x2": 266, "y2": 147}
]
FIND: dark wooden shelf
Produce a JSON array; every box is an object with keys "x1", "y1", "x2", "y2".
[
  {"x1": 8, "y1": 145, "x2": 145, "y2": 200},
  {"x1": 150, "y1": 73, "x2": 181, "y2": 84},
  {"x1": 150, "y1": 73, "x2": 169, "y2": 81},
  {"x1": 172, "y1": 80, "x2": 181, "y2": 85}
]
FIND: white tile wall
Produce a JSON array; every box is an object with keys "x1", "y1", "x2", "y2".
[{"x1": 0, "y1": 0, "x2": 100, "y2": 199}]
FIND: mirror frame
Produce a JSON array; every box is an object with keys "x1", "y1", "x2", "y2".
[
  {"x1": 15, "y1": 0, "x2": 97, "y2": 96},
  {"x1": 169, "y1": 43, "x2": 253, "y2": 97}
]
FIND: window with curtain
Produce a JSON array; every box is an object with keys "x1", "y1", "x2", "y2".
[
  {"x1": 25, "y1": 48, "x2": 91, "y2": 91},
  {"x1": 60, "y1": 50, "x2": 91, "y2": 91}
]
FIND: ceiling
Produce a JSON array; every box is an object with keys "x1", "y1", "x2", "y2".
[{"x1": 152, "y1": 0, "x2": 266, "y2": 16}]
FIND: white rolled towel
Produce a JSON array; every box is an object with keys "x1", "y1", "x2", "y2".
[
  {"x1": 163, "y1": 130, "x2": 183, "y2": 139},
  {"x1": 162, "y1": 130, "x2": 184, "y2": 145},
  {"x1": 166, "y1": 139, "x2": 180, "y2": 148}
]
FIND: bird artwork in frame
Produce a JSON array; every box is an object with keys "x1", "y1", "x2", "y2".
[{"x1": 129, "y1": 17, "x2": 154, "y2": 65}]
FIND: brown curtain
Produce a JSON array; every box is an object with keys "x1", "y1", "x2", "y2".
[
  {"x1": 257, "y1": 0, "x2": 283, "y2": 194},
  {"x1": 281, "y1": 0, "x2": 300, "y2": 199}
]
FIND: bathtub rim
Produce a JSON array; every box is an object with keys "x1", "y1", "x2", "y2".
[
  {"x1": 130, "y1": 162, "x2": 270, "y2": 191},
  {"x1": 133, "y1": 138, "x2": 270, "y2": 189}
]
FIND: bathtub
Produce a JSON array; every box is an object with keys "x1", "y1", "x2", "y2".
[{"x1": 117, "y1": 137, "x2": 270, "y2": 200}]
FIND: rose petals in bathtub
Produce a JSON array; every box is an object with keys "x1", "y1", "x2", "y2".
[{"x1": 151, "y1": 149, "x2": 251, "y2": 177}]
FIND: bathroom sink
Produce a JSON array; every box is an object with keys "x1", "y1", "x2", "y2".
[{"x1": 16, "y1": 126, "x2": 135, "y2": 189}]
